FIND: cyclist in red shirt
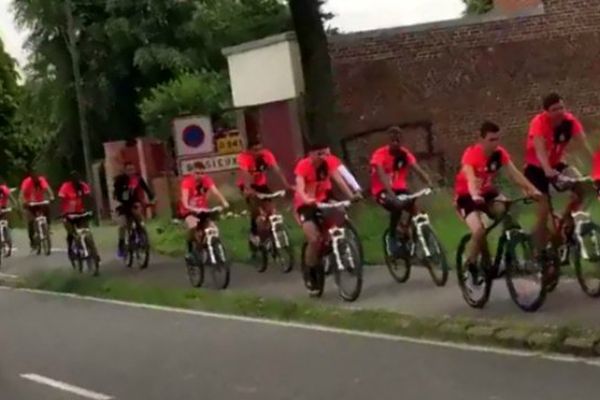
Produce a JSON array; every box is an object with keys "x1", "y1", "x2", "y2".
[
  {"x1": 294, "y1": 142, "x2": 359, "y2": 294},
  {"x1": 523, "y1": 93, "x2": 594, "y2": 252},
  {"x1": 180, "y1": 162, "x2": 229, "y2": 260},
  {"x1": 237, "y1": 138, "x2": 292, "y2": 253},
  {"x1": 19, "y1": 171, "x2": 55, "y2": 249},
  {"x1": 455, "y1": 122, "x2": 540, "y2": 283},
  {"x1": 58, "y1": 171, "x2": 91, "y2": 254},
  {"x1": 0, "y1": 180, "x2": 15, "y2": 210},
  {"x1": 371, "y1": 126, "x2": 434, "y2": 255}
]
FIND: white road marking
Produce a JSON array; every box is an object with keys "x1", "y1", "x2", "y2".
[
  {"x1": 4, "y1": 287, "x2": 600, "y2": 368},
  {"x1": 20, "y1": 373, "x2": 113, "y2": 400},
  {"x1": 0, "y1": 272, "x2": 19, "y2": 279}
]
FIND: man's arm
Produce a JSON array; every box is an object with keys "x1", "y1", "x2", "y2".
[
  {"x1": 505, "y1": 161, "x2": 541, "y2": 197},
  {"x1": 463, "y1": 165, "x2": 481, "y2": 200},
  {"x1": 574, "y1": 132, "x2": 594, "y2": 159},
  {"x1": 271, "y1": 164, "x2": 293, "y2": 189},
  {"x1": 338, "y1": 164, "x2": 361, "y2": 193},
  {"x1": 332, "y1": 170, "x2": 355, "y2": 200},
  {"x1": 45, "y1": 184, "x2": 55, "y2": 201},
  {"x1": 295, "y1": 175, "x2": 313, "y2": 204},
  {"x1": 411, "y1": 163, "x2": 434, "y2": 187},
  {"x1": 533, "y1": 136, "x2": 557, "y2": 177},
  {"x1": 139, "y1": 177, "x2": 154, "y2": 201},
  {"x1": 209, "y1": 185, "x2": 230, "y2": 208},
  {"x1": 375, "y1": 165, "x2": 395, "y2": 197}
]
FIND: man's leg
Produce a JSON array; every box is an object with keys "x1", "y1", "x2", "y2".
[
  {"x1": 117, "y1": 212, "x2": 127, "y2": 257},
  {"x1": 465, "y1": 212, "x2": 486, "y2": 265},
  {"x1": 247, "y1": 195, "x2": 261, "y2": 246},
  {"x1": 25, "y1": 208, "x2": 34, "y2": 249},
  {"x1": 532, "y1": 196, "x2": 551, "y2": 252},
  {"x1": 63, "y1": 219, "x2": 75, "y2": 253},
  {"x1": 302, "y1": 220, "x2": 321, "y2": 291},
  {"x1": 184, "y1": 215, "x2": 200, "y2": 260}
]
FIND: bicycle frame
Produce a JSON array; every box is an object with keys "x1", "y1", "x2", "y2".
[
  {"x1": 317, "y1": 206, "x2": 351, "y2": 271},
  {"x1": 572, "y1": 211, "x2": 599, "y2": 261}
]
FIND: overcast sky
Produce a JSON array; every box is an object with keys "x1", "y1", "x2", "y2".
[{"x1": 0, "y1": 0, "x2": 465, "y2": 67}]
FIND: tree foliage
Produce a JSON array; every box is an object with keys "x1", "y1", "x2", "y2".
[
  {"x1": 462, "y1": 0, "x2": 494, "y2": 15},
  {"x1": 10, "y1": 0, "x2": 290, "y2": 178}
]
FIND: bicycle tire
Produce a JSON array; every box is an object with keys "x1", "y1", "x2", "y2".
[
  {"x1": 456, "y1": 234, "x2": 493, "y2": 309},
  {"x1": 3, "y1": 226, "x2": 12, "y2": 258},
  {"x1": 41, "y1": 223, "x2": 51, "y2": 256},
  {"x1": 382, "y1": 228, "x2": 411, "y2": 283},
  {"x1": 187, "y1": 246, "x2": 205, "y2": 288},
  {"x1": 344, "y1": 220, "x2": 364, "y2": 263},
  {"x1": 574, "y1": 223, "x2": 600, "y2": 298},
  {"x1": 274, "y1": 228, "x2": 294, "y2": 273},
  {"x1": 210, "y1": 238, "x2": 230, "y2": 290},
  {"x1": 420, "y1": 225, "x2": 449, "y2": 287},
  {"x1": 505, "y1": 231, "x2": 546, "y2": 312},
  {"x1": 333, "y1": 237, "x2": 363, "y2": 302},
  {"x1": 84, "y1": 234, "x2": 100, "y2": 277},
  {"x1": 135, "y1": 226, "x2": 150, "y2": 270}
]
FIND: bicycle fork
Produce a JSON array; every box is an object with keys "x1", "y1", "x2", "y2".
[
  {"x1": 413, "y1": 213, "x2": 431, "y2": 258},
  {"x1": 573, "y1": 212, "x2": 598, "y2": 261},
  {"x1": 329, "y1": 227, "x2": 349, "y2": 271},
  {"x1": 204, "y1": 227, "x2": 220, "y2": 264},
  {"x1": 269, "y1": 214, "x2": 286, "y2": 249}
]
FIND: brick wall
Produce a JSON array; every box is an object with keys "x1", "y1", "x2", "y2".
[{"x1": 329, "y1": 0, "x2": 600, "y2": 182}]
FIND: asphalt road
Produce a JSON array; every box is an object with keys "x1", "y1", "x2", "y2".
[
  {"x1": 1, "y1": 288, "x2": 599, "y2": 400},
  {"x1": 3, "y1": 227, "x2": 600, "y2": 329}
]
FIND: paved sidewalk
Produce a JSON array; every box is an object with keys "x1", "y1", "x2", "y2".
[{"x1": 2, "y1": 227, "x2": 600, "y2": 329}]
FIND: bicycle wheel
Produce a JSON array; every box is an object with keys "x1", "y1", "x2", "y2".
[
  {"x1": 209, "y1": 238, "x2": 230, "y2": 290},
  {"x1": 273, "y1": 228, "x2": 294, "y2": 273},
  {"x1": 543, "y1": 244, "x2": 561, "y2": 293},
  {"x1": 456, "y1": 234, "x2": 493, "y2": 309},
  {"x1": 383, "y1": 228, "x2": 411, "y2": 283},
  {"x1": 2, "y1": 227, "x2": 12, "y2": 258},
  {"x1": 41, "y1": 223, "x2": 51, "y2": 256},
  {"x1": 134, "y1": 226, "x2": 150, "y2": 270},
  {"x1": 344, "y1": 220, "x2": 364, "y2": 263},
  {"x1": 505, "y1": 231, "x2": 546, "y2": 312},
  {"x1": 84, "y1": 235, "x2": 100, "y2": 277},
  {"x1": 186, "y1": 246, "x2": 205, "y2": 288},
  {"x1": 333, "y1": 236, "x2": 363, "y2": 302},
  {"x1": 574, "y1": 223, "x2": 600, "y2": 298},
  {"x1": 419, "y1": 225, "x2": 449, "y2": 287}
]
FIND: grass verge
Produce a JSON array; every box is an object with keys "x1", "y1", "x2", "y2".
[{"x1": 16, "y1": 270, "x2": 600, "y2": 357}]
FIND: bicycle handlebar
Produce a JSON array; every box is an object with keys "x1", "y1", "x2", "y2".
[
  {"x1": 0, "y1": 207, "x2": 12, "y2": 213},
  {"x1": 396, "y1": 188, "x2": 434, "y2": 202},
  {"x1": 316, "y1": 200, "x2": 352, "y2": 210},
  {"x1": 556, "y1": 175, "x2": 593, "y2": 184},
  {"x1": 27, "y1": 200, "x2": 50, "y2": 207},
  {"x1": 256, "y1": 190, "x2": 286, "y2": 200},
  {"x1": 65, "y1": 211, "x2": 94, "y2": 220},
  {"x1": 192, "y1": 206, "x2": 223, "y2": 215}
]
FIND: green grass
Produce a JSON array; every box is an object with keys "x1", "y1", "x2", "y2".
[
  {"x1": 146, "y1": 189, "x2": 600, "y2": 267},
  {"x1": 19, "y1": 270, "x2": 600, "y2": 356}
]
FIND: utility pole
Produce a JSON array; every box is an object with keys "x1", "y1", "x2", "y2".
[{"x1": 63, "y1": 0, "x2": 99, "y2": 221}]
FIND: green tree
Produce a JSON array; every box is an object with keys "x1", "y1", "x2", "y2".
[
  {"x1": 288, "y1": 0, "x2": 338, "y2": 150},
  {"x1": 0, "y1": 38, "x2": 23, "y2": 182},
  {"x1": 463, "y1": 0, "x2": 494, "y2": 15},
  {"x1": 140, "y1": 71, "x2": 230, "y2": 137}
]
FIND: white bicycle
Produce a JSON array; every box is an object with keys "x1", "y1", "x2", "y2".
[
  {"x1": 27, "y1": 200, "x2": 51, "y2": 256},
  {"x1": 0, "y1": 207, "x2": 13, "y2": 267}
]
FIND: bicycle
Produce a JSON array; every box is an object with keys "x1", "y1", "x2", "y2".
[
  {"x1": 542, "y1": 175, "x2": 600, "y2": 297},
  {"x1": 122, "y1": 205, "x2": 151, "y2": 270},
  {"x1": 456, "y1": 197, "x2": 547, "y2": 312},
  {"x1": 300, "y1": 200, "x2": 363, "y2": 302},
  {"x1": 185, "y1": 206, "x2": 231, "y2": 290},
  {"x1": 253, "y1": 190, "x2": 295, "y2": 273},
  {"x1": 66, "y1": 211, "x2": 100, "y2": 276},
  {"x1": 0, "y1": 207, "x2": 13, "y2": 267},
  {"x1": 28, "y1": 200, "x2": 52, "y2": 256},
  {"x1": 382, "y1": 188, "x2": 449, "y2": 286}
]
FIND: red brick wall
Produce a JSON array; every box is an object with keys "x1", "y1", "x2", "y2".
[{"x1": 329, "y1": 0, "x2": 600, "y2": 181}]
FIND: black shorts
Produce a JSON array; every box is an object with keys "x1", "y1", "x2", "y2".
[
  {"x1": 296, "y1": 205, "x2": 321, "y2": 225},
  {"x1": 375, "y1": 189, "x2": 410, "y2": 211},
  {"x1": 455, "y1": 190, "x2": 500, "y2": 219},
  {"x1": 524, "y1": 163, "x2": 568, "y2": 194}
]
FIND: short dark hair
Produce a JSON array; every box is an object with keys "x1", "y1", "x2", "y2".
[
  {"x1": 387, "y1": 126, "x2": 402, "y2": 136},
  {"x1": 480, "y1": 121, "x2": 500, "y2": 138},
  {"x1": 247, "y1": 136, "x2": 261, "y2": 148},
  {"x1": 124, "y1": 161, "x2": 135, "y2": 168},
  {"x1": 543, "y1": 93, "x2": 562, "y2": 110},
  {"x1": 307, "y1": 141, "x2": 328, "y2": 153}
]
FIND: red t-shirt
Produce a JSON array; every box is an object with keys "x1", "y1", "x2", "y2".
[
  {"x1": 20, "y1": 176, "x2": 50, "y2": 203},
  {"x1": 525, "y1": 112, "x2": 583, "y2": 168},
  {"x1": 179, "y1": 174, "x2": 215, "y2": 216},
  {"x1": 0, "y1": 185, "x2": 10, "y2": 208},
  {"x1": 455, "y1": 144, "x2": 511, "y2": 197},
  {"x1": 293, "y1": 155, "x2": 340, "y2": 209},
  {"x1": 236, "y1": 149, "x2": 277, "y2": 187},
  {"x1": 370, "y1": 145, "x2": 417, "y2": 196},
  {"x1": 592, "y1": 150, "x2": 600, "y2": 181},
  {"x1": 58, "y1": 181, "x2": 91, "y2": 215}
]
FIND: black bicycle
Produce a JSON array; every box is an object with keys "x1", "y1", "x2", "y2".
[
  {"x1": 456, "y1": 197, "x2": 547, "y2": 312},
  {"x1": 67, "y1": 211, "x2": 100, "y2": 276},
  {"x1": 186, "y1": 207, "x2": 230, "y2": 290},
  {"x1": 382, "y1": 188, "x2": 449, "y2": 286},
  {"x1": 123, "y1": 209, "x2": 151, "y2": 270}
]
